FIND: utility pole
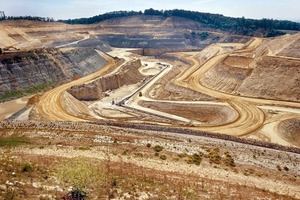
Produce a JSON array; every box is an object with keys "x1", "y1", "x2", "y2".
[{"x1": 0, "y1": 11, "x2": 5, "y2": 20}]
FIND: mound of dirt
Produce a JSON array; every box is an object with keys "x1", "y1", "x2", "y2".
[
  {"x1": 278, "y1": 118, "x2": 300, "y2": 147},
  {"x1": 139, "y1": 101, "x2": 237, "y2": 125}
]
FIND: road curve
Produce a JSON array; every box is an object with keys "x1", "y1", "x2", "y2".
[
  {"x1": 173, "y1": 38, "x2": 266, "y2": 136},
  {"x1": 36, "y1": 51, "x2": 116, "y2": 121}
]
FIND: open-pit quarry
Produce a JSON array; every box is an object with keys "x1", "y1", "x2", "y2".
[{"x1": 0, "y1": 17, "x2": 300, "y2": 199}]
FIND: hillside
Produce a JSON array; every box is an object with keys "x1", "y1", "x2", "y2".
[
  {"x1": 0, "y1": 48, "x2": 107, "y2": 100},
  {"x1": 59, "y1": 9, "x2": 300, "y2": 37},
  {"x1": 201, "y1": 33, "x2": 300, "y2": 102}
]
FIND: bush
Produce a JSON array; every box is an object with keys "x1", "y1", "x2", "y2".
[
  {"x1": 160, "y1": 155, "x2": 167, "y2": 160},
  {"x1": 21, "y1": 163, "x2": 33, "y2": 173},
  {"x1": 185, "y1": 153, "x2": 202, "y2": 165},
  {"x1": 153, "y1": 145, "x2": 164, "y2": 152}
]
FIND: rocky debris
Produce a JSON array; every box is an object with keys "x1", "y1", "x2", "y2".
[{"x1": 68, "y1": 59, "x2": 144, "y2": 101}]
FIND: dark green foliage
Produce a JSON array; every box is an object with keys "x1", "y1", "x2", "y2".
[
  {"x1": 160, "y1": 155, "x2": 167, "y2": 160},
  {"x1": 153, "y1": 145, "x2": 164, "y2": 152},
  {"x1": 58, "y1": 11, "x2": 141, "y2": 24},
  {"x1": 58, "y1": 9, "x2": 300, "y2": 37},
  {"x1": 5, "y1": 16, "x2": 54, "y2": 22},
  {"x1": 20, "y1": 163, "x2": 33, "y2": 173}
]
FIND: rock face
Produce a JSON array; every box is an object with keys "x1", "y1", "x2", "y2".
[
  {"x1": 0, "y1": 48, "x2": 106, "y2": 95},
  {"x1": 68, "y1": 59, "x2": 144, "y2": 101}
]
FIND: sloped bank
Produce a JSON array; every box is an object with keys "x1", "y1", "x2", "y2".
[
  {"x1": 68, "y1": 59, "x2": 145, "y2": 101},
  {"x1": 0, "y1": 48, "x2": 106, "y2": 100}
]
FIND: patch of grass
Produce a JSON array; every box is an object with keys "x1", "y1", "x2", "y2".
[
  {"x1": 78, "y1": 146, "x2": 91, "y2": 151},
  {"x1": 56, "y1": 157, "x2": 104, "y2": 191},
  {"x1": 0, "y1": 83, "x2": 51, "y2": 101},
  {"x1": 178, "y1": 153, "x2": 187, "y2": 158},
  {"x1": 0, "y1": 136, "x2": 31, "y2": 148}
]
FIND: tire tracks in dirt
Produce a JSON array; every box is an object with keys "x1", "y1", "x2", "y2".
[{"x1": 36, "y1": 51, "x2": 116, "y2": 121}]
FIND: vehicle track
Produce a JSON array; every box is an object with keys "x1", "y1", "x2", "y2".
[
  {"x1": 36, "y1": 51, "x2": 116, "y2": 121},
  {"x1": 175, "y1": 48, "x2": 266, "y2": 136}
]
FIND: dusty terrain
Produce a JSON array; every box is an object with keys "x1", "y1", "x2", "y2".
[{"x1": 0, "y1": 16, "x2": 300, "y2": 199}]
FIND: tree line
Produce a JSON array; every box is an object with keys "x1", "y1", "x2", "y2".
[
  {"x1": 58, "y1": 9, "x2": 300, "y2": 37},
  {"x1": 0, "y1": 15, "x2": 55, "y2": 22},
  {"x1": 1, "y1": 9, "x2": 300, "y2": 37}
]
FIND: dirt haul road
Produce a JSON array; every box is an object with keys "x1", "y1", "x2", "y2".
[
  {"x1": 36, "y1": 51, "x2": 116, "y2": 121},
  {"x1": 174, "y1": 38, "x2": 300, "y2": 136}
]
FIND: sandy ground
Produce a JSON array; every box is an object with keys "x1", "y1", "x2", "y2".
[
  {"x1": 0, "y1": 96, "x2": 32, "y2": 120},
  {"x1": 0, "y1": 31, "x2": 294, "y2": 148},
  {"x1": 30, "y1": 42, "x2": 300, "y2": 147}
]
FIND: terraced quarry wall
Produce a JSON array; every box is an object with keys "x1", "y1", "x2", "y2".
[
  {"x1": 68, "y1": 59, "x2": 144, "y2": 101},
  {"x1": 0, "y1": 48, "x2": 106, "y2": 97},
  {"x1": 201, "y1": 55, "x2": 300, "y2": 102}
]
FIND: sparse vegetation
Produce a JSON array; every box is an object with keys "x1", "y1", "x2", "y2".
[
  {"x1": 56, "y1": 157, "x2": 104, "y2": 192},
  {"x1": 186, "y1": 153, "x2": 202, "y2": 165},
  {"x1": 78, "y1": 146, "x2": 91, "y2": 151},
  {"x1": 0, "y1": 83, "x2": 50, "y2": 101},
  {"x1": 20, "y1": 163, "x2": 33, "y2": 173},
  {"x1": 153, "y1": 145, "x2": 164, "y2": 152},
  {"x1": 0, "y1": 136, "x2": 31, "y2": 148},
  {"x1": 276, "y1": 165, "x2": 282, "y2": 171},
  {"x1": 160, "y1": 155, "x2": 167, "y2": 160}
]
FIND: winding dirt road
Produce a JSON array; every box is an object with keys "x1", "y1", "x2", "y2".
[
  {"x1": 36, "y1": 51, "x2": 116, "y2": 121},
  {"x1": 34, "y1": 37, "x2": 300, "y2": 144},
  {"x1": 175, "y1": 44, "x2": 266, "y2": 136}
]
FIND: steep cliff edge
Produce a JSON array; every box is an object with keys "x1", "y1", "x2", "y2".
[
  {"x1": 68, "y1": 59, "x2": 144, "y2": 101},
  {"x1": 0, "y1": 48, "x2": 107, "y2": 100}
]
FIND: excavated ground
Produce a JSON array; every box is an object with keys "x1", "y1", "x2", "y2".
[
  {"x1": 278, "y1": 118, "x2": 300, "y2": 146},
  {"x1": 0, "y1": 18, "x2": 300, "y2": 199}
]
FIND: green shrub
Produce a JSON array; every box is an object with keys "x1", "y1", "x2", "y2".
[
  {"x1": 153, "y1": 145, "x2": 164, "y2": 152},
  {"x1": 160, "y1": 155, "x2": 167, "y2": 160},
  {"x1": 21, "y1": 163, "x2": 33, "y2": 173}
]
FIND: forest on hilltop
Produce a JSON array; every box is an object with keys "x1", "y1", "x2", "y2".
[
  {"x1": 1, "y1": 9, "x2": 299, "y2": 37},
  {"x1": 58, "y1": 9, "x2": 300, "y2": 37}
]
